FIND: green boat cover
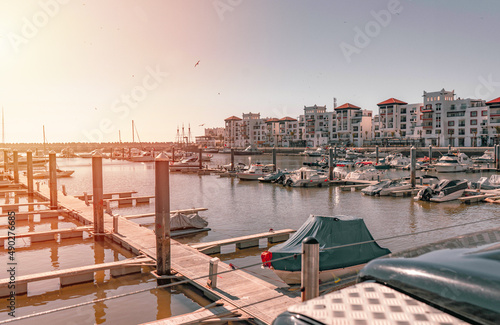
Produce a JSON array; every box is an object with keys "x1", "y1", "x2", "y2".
[{"x1": 269, "y1": 215, "x2": 391, "y2": 272}]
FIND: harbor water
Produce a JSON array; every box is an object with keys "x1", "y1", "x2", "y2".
[{"x1": 1, "y1": 153, "x2": 499, "y2": 324}]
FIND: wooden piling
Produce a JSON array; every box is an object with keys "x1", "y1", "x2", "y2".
[
  {"x1": 428, "y1": 145, "x2": 432, "y2": 163},
  {"x1": 329, "y1": 148, "x2": 334, "y2": 181},
  {"x1": 208, "y1": 257, "x2": 219, "y2": 289},
  {"x1": 199, "y1": 148, "x2": 202, "y2": 170},
  {"x1": 410, "y1": 146, "x2": 416, "y2": 188},
  {"x1": 301, "y1": 236, "x2": 319, "y2": 302},
  {"x1": 13, "y1": 150, "x2": 19, "y2": 183},
  {"x1": 272, "y1": 147, "x2": 277, "y2": 172},
  {"x1": 230, "y1": 148, "x2": 235, "y2": 171},
  {"x1": 375, "y1": 145, "x2": 379, "y2": 165},
  {"x1": 2, "y1": 150, "x2": 8, "y2": 175},
  {"x1": 49, "y1": 151, "x2": 57, "y2": 210},
  {"x1": 92, "y1": 150, "x2": 104, "y2": 235},
  {"x1": 155, "y1": 152, "x2": 171, "y2": 277},
  {"x1": 26, "y1": 150, "x2": 34, "y2": 196}
]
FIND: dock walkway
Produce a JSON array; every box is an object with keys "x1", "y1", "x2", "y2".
[{"x1": 31, "y1": 178, "x2": 300, "y2": 324}]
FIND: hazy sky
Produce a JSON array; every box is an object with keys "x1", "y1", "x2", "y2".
[{"x1": 1, "y1": 0, "x2": 499, "y2": 143}]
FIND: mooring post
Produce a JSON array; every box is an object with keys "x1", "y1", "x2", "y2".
[
  {"x1": 199, "y1": 148, "x2": 203, "y2": 170},
  {"x1": 13, "y1": 150, "x2": 19, "y2": 183},
  {"x1": 26, "y1": 150, "x2": 34, "y2": 196},
  {"x1": 84, "y1": 191, "x2": 89, "y2": 206},
  {"x1": 62, "y1": 184, "x2": 67, "y2": 196},
  {"x1": 410, "y1": 146, "x2": 416, "y2": 188},
  {"x1": 334, "y1": 146, "x2": 337, "y2": 161},
  {"x1": 36, "y1": 182, "x2": 40, "y2": 192},
  {"x1": 105, "y1": 199, "x2": 111, "y2": 214},
  {"x1": 496, "y1": 145, "x2": 500, "y2": 171},
  {"x1": 49, "y1": 151, "x2": 58, "y2": 210},
  {"x1": 92, "y1": 150, "x2": 104, "y2": 235},
  {"x1": 113, "y1": 215, "x2": 119, "y2": 234},
  {"x1": 328, "y1": 148, "x2": 334, "y2": 180},
  {"x1": 448, "y1": 144, "x2": 452, "y2": 153},
  {"x1": 375, "y1": 145, "x2": 379, "y2": 165},
  {"x1": 301, "y1": 236, "x2": 319, "y2": 302},
  {"x1": 122, "y1": 147, "x2": 125, "y2": 160},
  {"x1": 155, "y1": 152, "x2": 171, "y2": 277},
  {"x1": 428, "y1": 145, "x2": 433, "y2": 164},
  {"x1": 208, "y1": 257, "x2": 219, "y2": 289},
  {"x1": 171, "y1": 147, "x2": 175, "y2": 162},
  {"x1": 272, "y1": 147, "x2": 277, "y2": 172},
  {"x1": 230, "y1": 148, "x2": 235, "y2": 171},
  {"x1": 2, "y1": 150, "x2": 8, "y2": 176}
]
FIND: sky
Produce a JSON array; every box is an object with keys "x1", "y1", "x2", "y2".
[{"x1": 1, "y1": 0, "x2": 500, "y2": 143}]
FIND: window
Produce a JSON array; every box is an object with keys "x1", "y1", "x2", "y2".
[
  {"x1": 470, "y1": 119, "x2": 477, "y2": 125},
  {"x1": 450, "y1": 104, "x2": 455, "y2": 110},
  {"x1": 470, "y1": 111, "x2": 477, "y2": 117},
  {"x1": 458, "y1": 120, "x2": 465, "y2": 127},
  {"x1": 448, "y1": 121, "x2": 455, "y2": 126},
  {"x1": 482, "y1": 110, "x2": 488, "y2": 116},
  {"x1": 460, "y1": 103, "x2": 466, "y2": 110},
  {"x1": 458, "y1": 129, "x2": 465, "y2": 135},
  {"x1": 426, "y1": 130, "x2": 432, "y2": 134},
  {"x1": 436, "y1": 103, "x2": 442, "y2": 111},
  {"x1": 435, "y1": 129, "x2": 441, "y2": 134},
  {"x1": 470, "y1": 128, "x2": 477, "y2": 134}
]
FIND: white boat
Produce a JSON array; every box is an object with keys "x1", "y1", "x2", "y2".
[
  {"x1": 234, "y1": 145, "x2": 263, "y2": 155},
  {"x1": 415, "y1": 179, "x2": 469, "y2": 202},
  {"x1": 306, "y1": 148, "x2": 326, "y2": 157},
  {"x1": 434, "y1": 153, "x2": 472, "y2": 173},
  {"x1": 471, "y1": 175, "x2": 500, "y2": 190},
  {"x1": 32, "y1": 169, "x2": 74, "y2": 179},
  {"x1": 388, "y1": 153, "x2": 411, "y2": 168},
  {"x1": 170, "y1": 156, "x2": 201, "y2": 171},
  {"x1": 365, "y1": 150, "x2": 388, "y2": 158},
  {"x1": 345, "y1": 166, "x2": 384, "y2": 181},
  {"x1": 128, "y1": 151, "x2": 154, "y2": 162},
  {"x1": 472, "y1": 150, "x2": 495, "y2": 163},
  {"x1": 345, "y1": 149, "x2": 363, "y2": 160},
  {"x1": 361, "y1": 179, "x2": 412, "y2": 196},
  {"x1": 283, "y1": 167, "x2": 329, "y2": 187},
  {"x1": 236, "y1": 164, "x2": 272, "y2": 180}
]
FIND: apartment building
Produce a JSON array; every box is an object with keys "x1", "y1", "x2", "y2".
[
  {"x1": 374, "y1": 98, "x2": 423, "y2": 143},
  {"x1": 421, "y1": 89, "x2": 487, "y2": 147},
  {"x1": 264, "y1": 117, "x2": 300, "y2": 147},
  {"x1": 485, "y1": 97, "x2": 500, "y2": 145},
  {"x1": 301, "y1": 105, "x2": 331, "y2": 147},
  {"x1": 334, "y1": 103, "x2": 372, "y2": 147}
]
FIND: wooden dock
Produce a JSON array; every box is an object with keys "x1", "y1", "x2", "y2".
[
  {"x1": 22, "y1": 176, "x2": 301, "y2": 324},
  {"x1": 189, "y1": 229, "x2": 295, "y2": 254},
  {"x1": 391, "y1": 188, "x2": 422, "y2": 197},
  {"x1": 123, "y1": 208, "x2": 209, "y2": 220},
  {"x1": 0, "y1": 226, "x2": 91, "y2": 247}
]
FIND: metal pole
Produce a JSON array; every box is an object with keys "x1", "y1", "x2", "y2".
[
  {"x1": 92, "y1": 150, "x2": 104, "y2": 235},
  {"x1": 375, "y1": 145, "x2": 379, "y2": 165},
  {"x1": 230, "y1": 148, "x2": 235, "y2": 171},
  {"x1": 13, "y1": 150, "x2": 19, "y2": 183},
  {"x1": 49, "y1": 151, "x2": 57, "y2": 210},
  {"x1": 410, "y1": 146, "x2": 416, "y2": 188},
  {"x1": 301, "y1": 236, "x2": 319, "y2": 302},
  {"x1": 26, "y1": 150, "x2": 34, "y2": 196},
  {"x1": 272, "y1": 147, "x2": 277, "y2": 172},
  {"x1": 328, "y1": 148, "x2": 334, "y2": 180},
  {"x1": 155, "y1": 152, "x2": 171, "y2": 277}
]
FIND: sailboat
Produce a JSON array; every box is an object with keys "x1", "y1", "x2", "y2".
[{"x1": 128, "y1": 120, "x2": 155, "y2": 162}]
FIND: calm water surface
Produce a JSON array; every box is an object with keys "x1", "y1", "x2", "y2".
[{"x1": 2, "y1": 154, "x2": 499, "y2": 323}]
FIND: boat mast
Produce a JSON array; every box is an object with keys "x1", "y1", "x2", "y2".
[
  {"x1": 43, "y1": 125, "x2": 46, "y2": 155},
  {"x1": 2, "y1": 107, "x2": 4, "y2": 144},
  {"x1": 132, "y1": 120, "x2": 135, "y2": 143},
  {"x1": 119, "y1": 130, "x2": 122, "y2": 143}
]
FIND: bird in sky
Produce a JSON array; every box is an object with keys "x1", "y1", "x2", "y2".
[
  {"x1": 199, "y1": 123, "x2": 205, "y2": 126},
  {"x1": 194, "y1": 60, "x2": 200, "y2": 67}
]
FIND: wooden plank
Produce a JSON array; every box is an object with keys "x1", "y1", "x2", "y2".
[
  {"x1": 0, "y1": 226, "x2": 92, "y2": 246},
  {"x1": 123, "y1": 208, "x2": 208, "y2": 220},
  {"x1": 106, "y1": 195, "x2": 155, "y2": 203},
  {"x1": 190, "y1": 229, "x2": 295, "y2": 251},
  {"x1": 0, "y1": 201, "x2": 50, "y2": 208},
  {"x1": 459, "y1": 194, "x2": 496, "y2": 204},
  {"x1": 0, "y1": 256, "x2": 154, "y2": 297},
  {"x1": 74, "y1": 191, "x2": 138, "y2": 200},
  {"x1": 340, "y1": 184, "x2": 370, "y2": 191},
  {"x1": 0, "y1": 189, "x2": 28, "y2": 195}
]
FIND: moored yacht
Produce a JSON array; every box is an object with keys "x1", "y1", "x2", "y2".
[
  {"x1": 361, "y1": 179, "x2": 412, "y2": 196},
  {"x1": 282, "y1": 167, "x2": 328, "y2": 187},
  {"x1": 415, "y1": 179, "x2": 468, "y2": 202},
  {"x1": 237, "y1": 163, "x2": 272, "y2": 180},
  {"x1": 434, "y1": 153, "x2": 472, "y2": 173}
]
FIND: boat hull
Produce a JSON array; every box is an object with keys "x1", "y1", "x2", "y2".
[
  {"x1": 429, "y1": 189, "x2": 466, "y2": 202},
  {"x1": 434, "y1": 164, "x2": 468, "y2": 173},
  {"x1": 237, "y1": 173, "x2": 267, "y2": 180},
  {"x1": 272, "y1": 263, "x2": 366, "y2": 285}
]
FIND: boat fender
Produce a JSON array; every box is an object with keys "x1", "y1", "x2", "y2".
[
  {"x1": 261, "y1": 251, "x2": 273, "y2": 268},
  {"x1": 229, "y1": 263, "x2": 237, "y2": 270}
]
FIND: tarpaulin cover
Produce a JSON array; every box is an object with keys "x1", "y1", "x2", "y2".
[
  {"x1": 170, "y1": 212, "x2": 208, "y2": 231},
  {"x1": 269, "y1": 215, "x2": 391, "y2": 272}
]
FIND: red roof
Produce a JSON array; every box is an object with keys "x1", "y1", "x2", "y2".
[
  {"x1": 486, "y1": 97, "x2": 500, "y2": 105},
  {"x1": 335, "y1": 103, "x2": 361, "y2": 110},
  {"x1": 224, "y1": 116, "x2": 242, "y2": 121},
  {"x1": 265, "y1": 118, "x2": 280, "y2": 123},
  {"x1": 377, "y1": 98, "x2": 408, "y2": 106},
  {"x1": 280, "y1": 116, "x2": 297, "y2": 122}
]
